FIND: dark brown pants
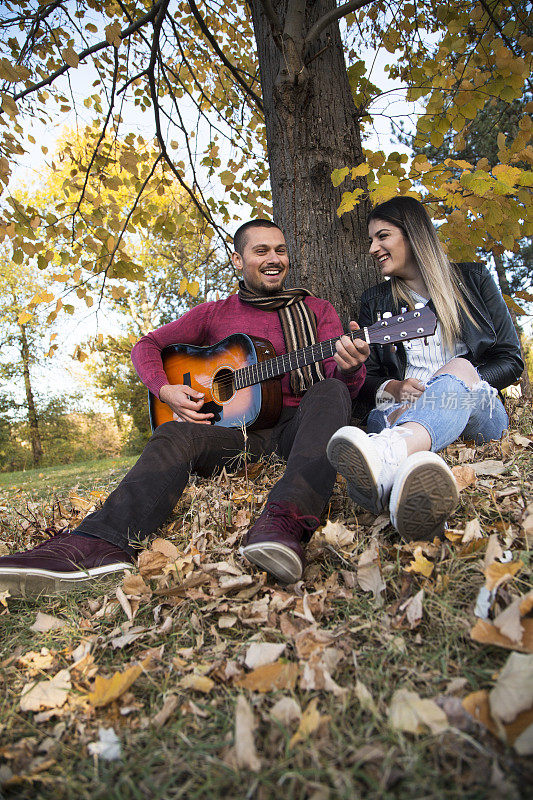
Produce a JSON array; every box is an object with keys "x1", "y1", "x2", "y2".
[{"x1": 76, "y1": 379, "x2": 352, "y2": 555}]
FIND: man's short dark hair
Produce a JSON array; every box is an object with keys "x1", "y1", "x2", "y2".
[{"x1": 233, "y1": 219, "x2": 281, "y2": 256}]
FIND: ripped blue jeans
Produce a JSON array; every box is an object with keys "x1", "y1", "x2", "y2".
[{"x1": 367, "y1": 373, "x2": 508, "y2": 452}]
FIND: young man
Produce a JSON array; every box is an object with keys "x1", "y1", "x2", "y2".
[{"x1": 0, "y1": 220, "x2": 369, "y2": 596}]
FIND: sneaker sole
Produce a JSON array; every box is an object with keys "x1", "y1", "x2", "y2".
[
  {"x1": 390, "y1": 453, "x2": 459, "y2": 541},
  {"x1": 242, "y1": 542, "x2": 302, "y2": 584},
  {"x1": 0, "y1": 562, "x2": 132, "y2": 598},
  {"x1": 327, "y1": 431, "x2": 383, "y2": 514}
]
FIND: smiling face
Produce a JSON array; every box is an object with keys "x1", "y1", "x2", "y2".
[
  {"x1": 368, "y1": 218, "x2": 420, "y2": 281},
  {"x1": 232, "y1": 225, "x2": 289, "y2": 295}
]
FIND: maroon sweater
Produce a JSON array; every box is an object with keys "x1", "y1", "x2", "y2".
[{"x1": 131, "y1": 294, "x2": 365, "y2": 408}]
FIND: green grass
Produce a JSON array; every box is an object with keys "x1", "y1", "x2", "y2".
[
  {"x1": 0, "y1": 406, "x2": 531, "y2": 800},
  {"x1": 0, "y1": 455, "x2": 138, "y2": 497}
]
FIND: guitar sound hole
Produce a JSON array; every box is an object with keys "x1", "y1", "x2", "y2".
[{"x1": 212, "y1": 368, "x2": 235, "y2": 403}]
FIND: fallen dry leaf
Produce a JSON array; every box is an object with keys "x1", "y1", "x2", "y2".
[
  {"x1": 399, "y1": 589, "x2": 424, "y2": 630},
  {"x1": 151, "y1": 537, "x2": 179, "y2": 560},
  {"x1": 233, "y1": 695, "x2": 261, "y2": 771},
  {"x1": 470, "y1": 618, "x2": 533, "y2": 654},
  {"x1": 451, "y1": 465, "x2": 477, "y2": 491},
  {"x1": 179, "y1": 675, "x2": 214, "y2": 694},
  {"x1": 151, "y1": 694, "x2": 179, "y2": 728},
  {"x1": 463, "y1": 661, "x2": 533, "y2": 756},
  {"x1": 138, "y1": 550, "x2": 169, "y2": 579},
  {"x1": 30, "y1": 612, "x2": 67, "y2": 633},
  {"x1": 88, "y1": 658, "x2": 150, "y2": 707},
  {"x1": 122, "y1": 572, "x2": 151, "y2": 599},
  {"x1": 270, "y1": 696, "x2": 301, "y2": 726},
  {"x1": 357, "y1": 542, "x2": 386, "y2": 603},
  {"x1": 354, "y1": 680, "x2": 379, "y2": 715},
  {"x1": 484, "y1": 560, "x2": 523, "y2": 592},
  {"x1": 489, "y1": 652, "x2": 533, "y2": 724},
  {"x1": 493, "y1": 592, "x2": 533, "y2": 645},
  {"x1": 244, "y1": 642, "x2": 286, "y2": 670},
  {"x1": 388, "y1": 688, "x2": 448, "y2": 734},
  {"x1": 218, "y1": 614, "x2": 237, "y2": 629},
  {"x1": 404, "y1": 547, "x2": 433, "y2": 578},
  {"x1": 483, "y1": 533, "x2": 504, "y2": 568},
  {"x1": 320, "y1": 519, "x2": 355, "y2": 548},
  {"x1": 20, "y1": 669, "x2": 71, "y2": 712},
  {"x1": 289, "y1": 698, "x2": 328, "y2": 748},
  {"x1": 472, "y1": 459, "x2": 506, "y2": 476},
  {"x1": 462, "y1": 518, "x2": 483, "y2": 544},
  {"x1": 522, "y1": 502, "x2": 533, "y2": 546},
  {"x1": 235, "y1": 660, "x2": 298, "y2": 692},
  {"x1": 115, "y1": 587, "x2": 133, "y2": 621}
]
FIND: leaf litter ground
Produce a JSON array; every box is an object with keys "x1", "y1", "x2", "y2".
[{"x1": 0, "y1": 401, "x2": 532, "y2": 799}]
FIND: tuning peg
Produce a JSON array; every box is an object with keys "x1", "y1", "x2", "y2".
[
  {"x1": 414, "y1": 302, "x2": 425, "y2": 309},
  {"x1": 382, "y1": 311, "x2": 392, "y2": 318},
  {"x1": 401, "y1": 307, "x2": 407, "y2": 313}
]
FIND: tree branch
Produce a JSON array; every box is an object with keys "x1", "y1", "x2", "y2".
[
  {"x1": 147, "y1": 2, "x2": 231, "y2": 257},
  {"x1": 72, "y1": 49, "x2": 120, "y2": 228},
  {"x1": 10, "y1": 0, "x2": 164, "y2": 105},
  {"x1": 304, "y1": 0, "x2": 375, "y2": 49},
  {"x1": 187, "y1": 0, "x2": 263, "y2": 111}
]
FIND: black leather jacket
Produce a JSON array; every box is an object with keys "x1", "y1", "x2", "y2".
[{"x1": 356, "y1": 262, "x2": 524, "y2": 412}]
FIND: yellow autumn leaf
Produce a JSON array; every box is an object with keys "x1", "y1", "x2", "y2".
[
  {"x1": 187, "y1": 280, "x2": 199, "y2": 298},
  {"x1": 180, "y1": 674, "x2": 214, "y2": 693},
  {"x1": 351, "y1": 162, "x2": 370, "y2": 178},
  {"x1": 289, "y1": 698, "x2": 328, "y2": 748},
  {"x1": 405, "y1": 547, "x2": 434, "y2": 578},
  {"x1": 87, "y1": 658, "x2": 150, "y2": 707},
  {"x1": 331, "y1": 166, "x2": 349, "y2": 187},
  {"x1": 336, "y1": 188, "x2": 364, "y2": 216},
  {"x1": 17, "y1": 311, "x2": 32, "y2": 325},
  {"x1": 179, "y1": 277, "x2": 188, "y2": 295}
]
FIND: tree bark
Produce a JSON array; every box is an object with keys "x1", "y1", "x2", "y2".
[
  {"x1": 492, "y1": 254, "x2": 531, "y2": 397},
  {"x1": 20, "y1": 324, "x2": 43, "y2": 466},
  {"x1": 249, "y1": 0, "x2": 380, "y2": 323}
]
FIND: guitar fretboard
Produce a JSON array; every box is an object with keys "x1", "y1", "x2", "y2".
[{"x1": 233, "y1": 330, "x2": 364, "y2": 389}]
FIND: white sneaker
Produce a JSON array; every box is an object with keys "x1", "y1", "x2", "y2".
[
  {"x1": 389, "y1": 451, "x2": 459, "y2": 541},
  {"x1": 327, "y1": 426, "x2": 408, "y2": 514}
]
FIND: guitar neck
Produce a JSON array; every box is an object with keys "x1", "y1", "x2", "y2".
[{"x1": 234, "y1": 330, "x2": 365, "y2": 389}]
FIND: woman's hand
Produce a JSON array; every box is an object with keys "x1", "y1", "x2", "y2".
[
  {"x1": 384, "y1": 378, "x2": 425, "y2": 403},
  {"x1": 158, "y1": 384, "x2": 214, "y2": 424}
]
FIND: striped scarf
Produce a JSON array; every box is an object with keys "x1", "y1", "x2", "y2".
[{"x1": 237, "y1": 281, "x2": 326, "y2": 394}]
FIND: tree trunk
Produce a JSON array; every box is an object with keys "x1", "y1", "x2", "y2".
[
  {"x1": 249, "y1": 0, "x2": 380, "y2": 323},
  {"x1": 19, "y1": 324, "x2": 43, "y2": 466},
  {"x1": 493, "y1": 254, "x2": 531, "y2": 398}
]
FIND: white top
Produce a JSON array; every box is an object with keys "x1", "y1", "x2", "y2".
[{"x1": 376, "y1": 291, "x2": 468, "y2": 405}]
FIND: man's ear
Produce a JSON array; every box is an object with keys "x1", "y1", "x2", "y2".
[{"x1": 231, "y1": 251, "x2": 242, "y2": 271}]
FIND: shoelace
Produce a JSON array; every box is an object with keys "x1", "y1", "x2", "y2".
[
  {"x1": 24, "y1": 528, "x2": 72, "y2": 551},
  {"x1": 369, "y1": 429, "x2": 407, "y2": 465}
]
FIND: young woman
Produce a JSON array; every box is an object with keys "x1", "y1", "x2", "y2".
[{"x1": 327, "y1": 196, "x2": 524, "y2": 541}]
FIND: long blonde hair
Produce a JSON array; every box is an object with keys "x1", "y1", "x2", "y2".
[{"x1": 368, "y1": 197, "x2": 475, "y2": 349}]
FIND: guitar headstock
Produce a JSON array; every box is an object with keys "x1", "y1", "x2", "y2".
[{"x1": 361, "y1": 306, "x2": 437, "y2": 346}]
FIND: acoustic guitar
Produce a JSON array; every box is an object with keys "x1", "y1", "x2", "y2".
[{"x1": 148, "y1": 306, "x2": 437, "y2": 431}]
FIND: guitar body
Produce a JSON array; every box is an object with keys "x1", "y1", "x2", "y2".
[
  {"x1": 149, "y1": 333, "x2": 282, "y2": 431},
  {"x1": 147, "y1": 307, "x2": 437, "y2": 433}
]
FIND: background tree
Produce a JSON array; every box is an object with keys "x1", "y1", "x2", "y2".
[
  {"x1": 0, "y1": 258, "x2": 54, "y2": 466},
  {"x1": 0, "y1": 1, "x2": 529, "y2": 325}
]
